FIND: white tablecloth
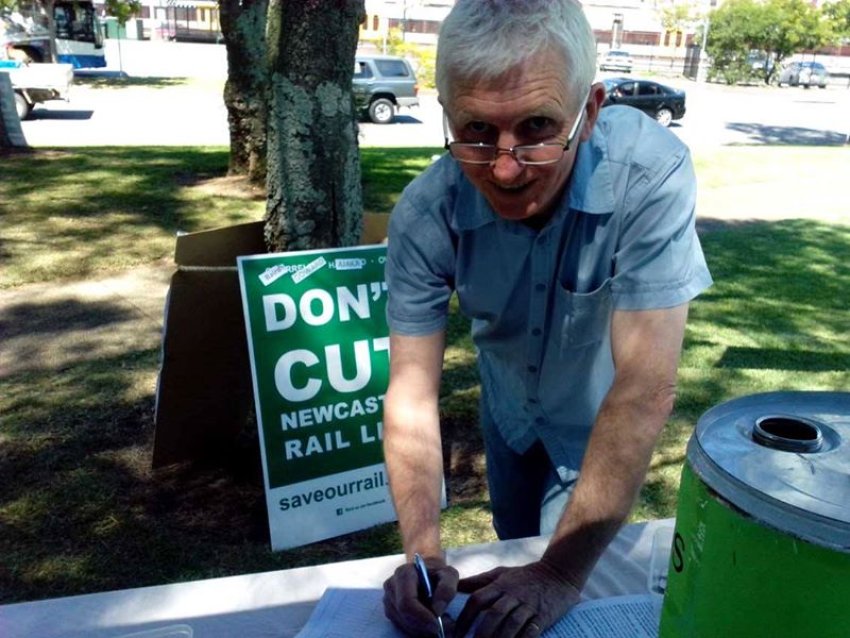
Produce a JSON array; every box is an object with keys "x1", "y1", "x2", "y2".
[{"x1": 0, "y1": 518, "x2": 673, "y2": 638}]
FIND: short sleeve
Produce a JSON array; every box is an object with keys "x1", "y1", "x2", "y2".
[
  {"x1": 610, "y1": 147, "x2": 712, "y2": 310},
  {"x1": 385, "y1": 174, "x2": 457, "y2": 336}
]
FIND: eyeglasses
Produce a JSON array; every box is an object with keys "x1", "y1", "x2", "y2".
[{"x1": 443, "y1": 88, "x2": 591, "y2": 166}]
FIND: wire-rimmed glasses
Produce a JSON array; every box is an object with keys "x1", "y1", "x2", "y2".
[{"x1": 443, "y1": 88, "x2": 591, "y2": 166}]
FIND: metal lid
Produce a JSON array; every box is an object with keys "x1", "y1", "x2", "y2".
[{"x1": 688, "y1": 391, "x2": 850, "y2": 550}]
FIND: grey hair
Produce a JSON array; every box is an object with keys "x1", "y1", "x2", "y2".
[{"x1": 436, "y1": 0, "x2": 597, "y2": 109}]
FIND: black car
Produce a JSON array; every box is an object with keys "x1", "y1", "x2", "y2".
[{"x1": 601, "y1": 78, "x2": 686, "y2": 127}]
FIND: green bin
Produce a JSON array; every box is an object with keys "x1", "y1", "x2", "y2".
[{"x1": 660, "y1": 392, "x2": 850, "y2": 637}]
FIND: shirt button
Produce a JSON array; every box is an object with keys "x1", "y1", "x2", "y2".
[
  {"x1": 529, "y1": 398, "x2": 539, "y2": 404},
  {"x1": 532, "y1": 328, "x2": 542, "y2": 336},
  {"x1": 528, "y1": 365, "x2": 537, "y2": 373},
  {"x1": 535, "y1": 283, "x2": 546, "y2": 292},
  {"x1": 557, "y1": 466, "x2": 573, "y2": 482},
  {"x1": 535, "y1": 417, "x2": 546, "y2": 425}
]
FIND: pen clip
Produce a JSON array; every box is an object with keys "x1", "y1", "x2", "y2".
[
  {"x1": 413, "y1": 553, "x2": 433, "y2": 598},
  {"x1": 413, "y1": 553, "x2": 445, "y2": 638}
]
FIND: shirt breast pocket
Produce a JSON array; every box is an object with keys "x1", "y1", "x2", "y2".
[{"x1": 557, "y1": 279, "x2": 613, "y2": 350}]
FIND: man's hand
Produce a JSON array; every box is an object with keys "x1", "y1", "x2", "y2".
[
  {"x1": 383, "y1": 556, "x2": 459, "y2": 637},
  {"x1": 453, "y1": 561, "x2": 581, "y2": 637}
]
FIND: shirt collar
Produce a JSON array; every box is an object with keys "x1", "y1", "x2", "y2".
[{"x1": 566, "y1": 123, "x2": 616, "y2": 214}]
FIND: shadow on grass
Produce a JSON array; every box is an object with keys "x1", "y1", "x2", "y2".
[
  {"x1": 0, "y1": 344, "x2": 404, "y2": 603},
  {"x1": 6, "y1": 167, "x2": 850, "y2": 603},
  {"x1": 717, "y1": 347, "x2": 850, "y2": 371},
  {"x1": 28, "y1": 108, "x2": 94, "y2": 121},
  {"x1": 73, "y1": 74, "x2": 192, "y2": 89},
  {"x1": 2, "y1": 146, "x2": 445, "y2": 287},
  {"x1": 693, "y1": 219, "x2": 850, "y2": 345},
  {"x1": 2, "y1": 147, "x2": 229, "y2": 223},
  {"x1": 1, "y1": 147, "x2": 239, "y2": 286},
  {"x1": 359, "y1": 113, "x2": 424, "y2": 126},
  {"x1": 0, "y1": 299, "x2": 131, "y2": 340},
  {"x1": 725, "y1": 122, "x2": 848, "y2": 146}
]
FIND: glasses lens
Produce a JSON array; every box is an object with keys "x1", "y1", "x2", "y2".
[
  {"x1": 448, "y1": 143, "x2": 565, "y2": 165},
  {"x1": 448, "y1": 143, "x2": 495, "y2": 164},
  {"x1": 514, "y1": 144, "x2": 565, "y2": 165}
]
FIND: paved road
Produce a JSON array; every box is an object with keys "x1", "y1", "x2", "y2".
[{"x1": 18, "y1": 39, "x2": 850, "y2": 149}]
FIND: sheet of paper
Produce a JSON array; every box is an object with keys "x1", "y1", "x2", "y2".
[
  {"x1": 294, "y1": 588, "x2": 659, "y2": 638},
  {"x1": 544, "y1": 594, "x2": 659, "y2": 637}
]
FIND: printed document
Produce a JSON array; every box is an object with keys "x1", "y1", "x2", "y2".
[{"x1": 294, "y1": 588, "x2": 659, "y2": 638}]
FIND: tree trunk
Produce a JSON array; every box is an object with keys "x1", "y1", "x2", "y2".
[
  {"x1": 45, "y1": 0, "x2": 58, "y2": 63},
  {"x1": 264, "y1": 0, "x2": 365, "y2": 252},
  {"x1": 219, "y1": 0, "x2": 269, "y2": 183},
  {"x1": 0, "y1": 73, "x2": 29, "y2": 150}
]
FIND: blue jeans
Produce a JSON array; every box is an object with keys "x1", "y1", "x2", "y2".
[{"x1": 480, "y1": 399, "x2": 580, "y2": 540}]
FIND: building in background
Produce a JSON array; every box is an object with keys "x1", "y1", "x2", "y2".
[
  {"x1": 93, "y1": 0, "x2": 221, "y2": 43},
  {"x1": 91, "y1": 0, "x2": 708, "y2": 56},
  {"x1": 359, "y1": 1, "x2": 710, "y2": 54},
  {"x1": 360, "y1": 0, "x2": 453, "y2": 49}
]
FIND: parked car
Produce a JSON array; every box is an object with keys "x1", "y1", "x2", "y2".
[
  {"x1": 599, "y1": 49, "x2": 634, "y2": 73},
  {"x1": 1, "y1": 58, "x2": 73, "y2": 119},
  {"x1": 776, "y1": 61, "x2": 829, "y2": 88},
  {"x1": 747, "y1": 50, "x2": 775, "y2": 76},
  {"x1": 352, "y1": 55, "x2": 419, "y2": 124},
  {"x1": 601, "y1": 77, "x2": 686, "y2": 127}
]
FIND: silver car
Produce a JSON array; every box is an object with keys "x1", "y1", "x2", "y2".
[
  {"x1": 599, "y1": 49, "x2": 634, "y2": 73},
  {"x1": 777, "y1": 61, "x2": 829, "y2": 88}
]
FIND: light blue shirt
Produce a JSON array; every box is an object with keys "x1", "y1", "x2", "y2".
[{"x1": 386, "y1": 106, "x2": 713, "y2": 470}]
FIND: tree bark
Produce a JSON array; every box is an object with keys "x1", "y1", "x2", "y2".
[
  {"x1": 219, "y1": 0, "x2": 269, "y2": 183},
  {"x1": 263, "y1": 0, "x2": 365, "y2": 252},
  {"x1": 0, "y1": 73, "x2": 29, "y2": 150}
]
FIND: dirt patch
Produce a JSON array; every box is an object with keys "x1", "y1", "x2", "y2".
[{"x1": 177, "y1": 173, "x2": 266, "y2": 201}]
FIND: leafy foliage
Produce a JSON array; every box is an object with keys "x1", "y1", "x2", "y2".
[
  {"x1": 823, "y1": 0, "x2": 850, "y2": 40},
  {"x1": 707, "y1": 0, "x2": 832, "y2": 85},
  {"x1": 103, "y1": 0, "x2": 141, "y2": 26},
  {"x1": 656, "y1": 0, "x2": 702, "y2": 36}
]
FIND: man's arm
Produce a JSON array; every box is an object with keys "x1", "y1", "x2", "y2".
[
  {"x1": 542, "y1": 303, "x2": 689, "y2": 584},
  {"x1": 455, "y1": 303, "x2": 689, "y2": 638},
  {"x1": 383, "y1": 330, "x2": 447, "y2": 558},
  {"x1": 382, "y1": 330, "x2": 460, "y2": 636}
]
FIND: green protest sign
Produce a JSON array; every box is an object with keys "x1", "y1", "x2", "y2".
[{"x1": 238, "y1": 245, "x2": 397, "y2": 550}]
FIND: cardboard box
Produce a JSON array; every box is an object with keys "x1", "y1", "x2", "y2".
[{"x1": 152, "y1": 215, "x2": 389, "y2": 468}]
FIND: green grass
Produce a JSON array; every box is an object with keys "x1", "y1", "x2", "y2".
[
  {"x1": 1, "y1": 143, "x2": 849, "y2": 603},
  {"x1": 0, "y1": 146, "x2": 441, "y2": 289},
  {"x1": 0, "y1": 147, "x2": 261, "y2": 288}
]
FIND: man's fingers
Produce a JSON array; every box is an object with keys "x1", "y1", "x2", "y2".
[
  {"x1": 431, "y1": 565, "x2": 459, "y2": 616},
  {"x1": 457, "y1": 566, "x2": 506, "y2": 592},
  {"x1": 493, "y1": 603, "x2": 538, "y2": 638},
  {"x1": 520, "y1": 618, "x2": 544, "y2": 638},
  {"x1": 471, "y1": 594, "x2": 524, "y2": 637},
  {"x1": 383, "y1": 564, "x2": 449, "y2": 638},
  {"x1": 453, "y1": 584, "x2": 502, "y2": 637}
]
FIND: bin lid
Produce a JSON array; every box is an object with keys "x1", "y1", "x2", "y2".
[{"x1": 688, "y1": 391, "x2": 850, "y2": 550}]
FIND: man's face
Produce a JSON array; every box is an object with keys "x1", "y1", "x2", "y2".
[{"x1": 443, "y1": 50, "x2": 594, "y2": 223}]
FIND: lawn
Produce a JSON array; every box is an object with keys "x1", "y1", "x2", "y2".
[{"x1": 1, "y1": 144, "x2": 849, "y2": 604}]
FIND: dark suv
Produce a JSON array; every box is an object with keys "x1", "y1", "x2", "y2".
[{"x1": 353, "y1": 55, "x2": 419, "y2": 124}]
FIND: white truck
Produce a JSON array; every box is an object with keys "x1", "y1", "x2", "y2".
[{"x1": 0, "y1": 59, "x2": 73, "y2": 119}]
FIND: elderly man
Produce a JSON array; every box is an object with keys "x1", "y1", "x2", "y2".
[{"x1": 381, "y1": 1, "x2": 712, "y2": 636}]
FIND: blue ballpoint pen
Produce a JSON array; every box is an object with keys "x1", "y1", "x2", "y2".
[{"x1": 413, "y1": 553, "x2": 446, "y2": 638}]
